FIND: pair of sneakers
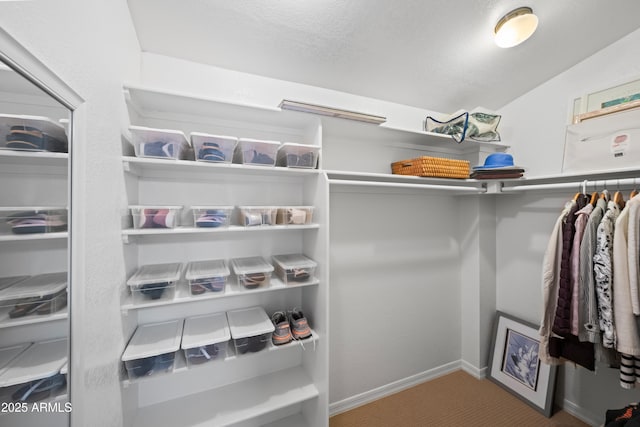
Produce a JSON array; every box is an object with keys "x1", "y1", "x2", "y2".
[{"x1": 271, "y1": 308, "x2": 312, "y2": 346}]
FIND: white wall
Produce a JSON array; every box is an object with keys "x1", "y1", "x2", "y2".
[
  {"x1": 0, "y1": 1, "x2": 141, "y2": 426},
  {"x1": 499, "y1": 28, "x2": 640, "y2": 178},
  {"x1": 496, "y1": 28, "x2": 640, "y2": 425}
]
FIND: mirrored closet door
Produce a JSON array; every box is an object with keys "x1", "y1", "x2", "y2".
[{"x1": 0, "y1": 59, "x2": 71, "y2": 427}]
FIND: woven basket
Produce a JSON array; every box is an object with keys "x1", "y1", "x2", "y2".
[{"x1": 391, "y1": 156, "x2": 470, "y2": 179}]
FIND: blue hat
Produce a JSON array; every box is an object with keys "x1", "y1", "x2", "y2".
[{"x1": 472, "y1": 153, "x2": 520, "y2": 170}]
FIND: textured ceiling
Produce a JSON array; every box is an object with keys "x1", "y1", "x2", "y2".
[{"x1": 127, "y1": 0, "x2": 640, "y2": 113}]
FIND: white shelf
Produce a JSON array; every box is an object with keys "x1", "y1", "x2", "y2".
[
  {"x1": 0, "y1": 149, "x2": 68, "y2": 167},
  {"x1": 122, "y1": 155, "x2": 320, "y2": 179},
  {"x1": 124, "y1": 84, "x2": 319, "y2": 130},
  {"x1": 122, "y1": 224, "x2": 320, "y2": 242},
  {"x1": 321, "y1": 114, "x2": 510, "y2": 153},
  {"x1": 0, "y1": 232, "x2": 68, "y2": 242},
  {"x1": 326, "y1": 170, "x2": 485, "y2": 193},
  {"x1": 131, "y1": 365, "x2": 319, "y2": 427},
  {"x1": 121, "y1": 277, "x2": 320, "y2": 311},
  {"x1": 0, "y1": 306, "x2": 67, "y2": 329},
  {"x1": 123, "y1": 329, "x2": 319, "y2": 387},
  {"x1": 262, "y1": 413, "x2": 309, "y2": 427},
  {"x1": 500, "y1": 167, "x2": 640, "y2": 190}
]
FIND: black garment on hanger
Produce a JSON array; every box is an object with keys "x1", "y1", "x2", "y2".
[{"x1": 552, "y1": 194, "x2": 588, "y2": 335}]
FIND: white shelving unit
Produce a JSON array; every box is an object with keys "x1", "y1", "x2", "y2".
[
  {"x1": 0, "y1": 67, "x2": 70, "y2": 427},
  {"x1": 122, "y1": 84, "x2": 330, "y2": 427}
]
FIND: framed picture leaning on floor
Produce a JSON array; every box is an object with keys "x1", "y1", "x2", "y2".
[{"x1": 488, "y1": 311, "x2": 557, "y2": 417}]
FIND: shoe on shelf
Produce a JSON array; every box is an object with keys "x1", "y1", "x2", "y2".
[
  {"x1": 271, "y1": 311, "x2": 292, "y2": 346},
  {"x1": 290, "y1": 308, "x2": 312, "y2": 340}
]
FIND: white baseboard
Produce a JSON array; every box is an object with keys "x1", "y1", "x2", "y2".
[
  {"x1": 329, "y1": 360, "x2": 461, "y2": 416},
  {"x1": 561, "y1": 398, "x2": 601, "y2": 427},
  {"x1": 460, "y1": 359, "x2": 487, "y2": 379},
  {"x1": 330, "y1": 360, "x2": 602, "y2": 426}
]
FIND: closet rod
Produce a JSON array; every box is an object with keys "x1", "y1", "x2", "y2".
[
  {"x1": 328, "y1": 179, "x2": 485, "y2": 193},
  {"x1": 501, "y1": 177, "x2": 639, "y2": 193}
]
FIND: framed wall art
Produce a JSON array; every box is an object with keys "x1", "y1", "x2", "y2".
[{"x1": 487, "y1": 311, "x2": 557, "y2": 417}]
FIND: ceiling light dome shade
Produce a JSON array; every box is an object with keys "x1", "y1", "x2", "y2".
[{"x1": 494, "y1": 7, "x2": 538, "y2": 48}]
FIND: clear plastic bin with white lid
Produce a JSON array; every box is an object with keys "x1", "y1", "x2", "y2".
[
  {"x1": 0, "y1": 207, "x2": 68, "y2": 235},
  {"x1": 272, "y1": 254, "x2": 318, "y2": 285},
  {"x1": 121, "y1": 319, "x2": 184, "y2": 380},
  {"x1": 190, "y1": 132, "x2": 238, "y2": 163},
  {"x1": 238, "y1": 206, "x2": 278, "y2": 227},
  {"x1": 128, "y1": 125, "x2": 190, "y2": 160},
  {"x1": 0, "y1": 275, "x2": 29, "y2": 292},
  {"x1": 0, "y1": 113, "x2": 68, "y2": 153},
  {"x1": 184, "y1": 259, "x2": 230, "y2": 296},
  {"x1": 0, "y1": 272, "x2": 68, "y2": 319},
  {"x1": 129, "y1": 205, "x2": 182, "y2": 229},
  {"x1": 276, "y1": 206, "x2": 314, "y2": 225},
  {"x1": 230, "y1": 256, "x2": 274, "y2": 290},
  {"x1": 234, "y1": 138, "x2": 280, "y2": 166},
  {"x1": 190, "y1": 205, "x2": 233, "y2": 229},
  {"x1": 276, "y1": 142, "x2": 320, "y2": 169},
  {"x1": 226, "y1": 306, "x2": 275, "y2": 355},
  {"x1": 0, "y1": 338, "x2": 67, "y2": 403},
  {"x1": 127, "y1": 263, "x2": 182, "y2": 304},
  {"x1": 182, "y1": 313, "x2": 230, "y2": 367}
]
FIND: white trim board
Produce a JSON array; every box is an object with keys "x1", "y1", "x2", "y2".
[
  {"x1": 330, "y1": 360, "x2": 601, "y2": 426},
  {"x1": 329, "y1": 360, "x2": 461, "y2": 417}
]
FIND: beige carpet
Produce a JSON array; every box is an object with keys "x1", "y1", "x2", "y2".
[{"x1": 330, "y1": 370, "x2": 591, "y2": 427}]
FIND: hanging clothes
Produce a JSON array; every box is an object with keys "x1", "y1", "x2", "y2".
[
  {"x1": 578, "y1": 196, "x2": 607, "y2": 343},
  {"x1": 594, "y1": 200, "x2": 621, "y2": 349},
  {"x1": 571, "y1": 202, "x2": 593, "y2": 335},
  {"x1": 540, "y1": 199, "x2": 575, "y2": 365},
  {"x1": 612, "y1": 194, "x2": 640, "y2": 388},
  {"x1": 552, "y1": 194, "x2": 589, "y2": 336}
]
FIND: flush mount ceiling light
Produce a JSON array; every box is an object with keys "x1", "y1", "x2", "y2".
[{"x1": 494, "y1": 6, "x2": 538, "y2": 48}]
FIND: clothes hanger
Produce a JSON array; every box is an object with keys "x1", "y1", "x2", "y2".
[
  {"x1": 614, "y1": 180, "x2": 625, "y2": 208},
  {"x1": 630, "y1": 178, "x2": 638, "y2": 199},
  {"x1": 590, "y1": 191, "x2": 599, "y2": 206},
  {"x1": 573, "y1": 180, "x2": 587, "y2": 202}
]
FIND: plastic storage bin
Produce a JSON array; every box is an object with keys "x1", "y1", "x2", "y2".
[
  {"x1": 190, "y1": 132, "x2": 238, "y2": 163},
  {"x1": 230, "y1": 257, "x2": 274, "y2": 290},
  {"x1": 0, "y1": 114, "x2": 68, "y2": 153},
  {"x1": 184, "y1": 259, "x2": 230, "y2": 296},
  {"x1": 121, "y1": 319, "x2": 184, "y2": 380},
  {"x1": 129, "y1": 205, "x2": 182, "y2": 229},
  {"x1": 182, "y1": 313, "x2": 230, "y2": 367},
  {"x1": 0, "y1": 272, "x2": 68, "y2": 319},
  {"x1": 0, "y1": 275, "x2": 29, "y2": 292},
  {"x1": 234, "y1": 138, "x2": 280, "y2": 166},
  {"x1": 238, "y1": 206, "x2": 277, "y2": 226},
  {"x1": 191, "y1": 206, "x2": 233, "y2": 228},
  {"x1": 0, "y1": 207, "x2": 68, "y2": 235},
  {"x1": 0, "y1": 338, "x2": 68, "y2": 403},
  {"x1": 276, "y1": 206, "x2": 314, "y2": 225},
  {"x1": 276, "y1": 143, "x2": 319, "y2": 169},
  {"x1": 226, "y1": 307, "x2": 275, "y2": 355},
  {"x1": 272, "y1": 254, "x2": 318, "y2": 285},
  {"x1": 129, "y1": 125, "x2": 189, "y2": 160},
  {"x1": 127, "y1": 263, "x2": 181, "y2": 304}
]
